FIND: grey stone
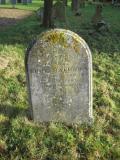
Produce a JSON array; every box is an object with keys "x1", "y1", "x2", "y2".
[
  {"x1": 52, "y1": 1, "x2": 66, "y2": 21},
  {"x1": 27, "y1": 0, "x2": 32, "y2": 3},
  {"x1": 95, "y1": 20, "x2": 109, "y2": 32},
  {"x1": 114, "y1": 3, "x2": 120, "y2": 7},
  {"x1": 25, "y1": 29, "x2": 93, "y2": 124},
  {"x1": 11, "y1": 0, "x2": 16, "y2": 5},
  {"x1": 22, "y1": 0, "x2": 27, "y2": 5}
]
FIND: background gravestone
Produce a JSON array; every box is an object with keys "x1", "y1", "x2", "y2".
[
  {"x1": 28, "y1": 0, "x2": 32, "y2": 3},
  {"x1": 25, "y1": 29, "x2": 93, "y2": 124},
  {"x1": 52, "y1": 1, "x2": 66, "y2": 21},
  {"x1": 11, "y1": 0, "x2": 16, "y2": 8},
  {"x1": 22, "y1": 0, "x2": 27, "y2": 5}
]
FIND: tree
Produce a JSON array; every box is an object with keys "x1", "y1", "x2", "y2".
[
  {"x1": 43, "y1": 0, "x2": 53, "y2": 28},
  {"x1": 71, "y1": 0, "x2": 79, "y2": 11},
  {"x1": 17, "y1": 0, "x2": 21, "y2": 3}
]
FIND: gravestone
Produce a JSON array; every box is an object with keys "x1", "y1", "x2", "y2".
[
  {"x1": 22, "y1": 0, "x2": 27, "y2": 5},
  {"x1": 52, "y1": 1, "x2": 66, "y2": 21},
  {"x1": 11, "y1": 0, "x2": 16, "y2": 8},
  {"x1": 25, "y1": 29, "x2": 93, "y2": 124},
  {"x1": 28, "y1": 0, "x2": 32, "y2": 3}
]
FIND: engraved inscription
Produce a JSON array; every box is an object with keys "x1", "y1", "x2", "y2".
[{"x1": 26, "y1": 29, "x2": 93, "y2": 124}]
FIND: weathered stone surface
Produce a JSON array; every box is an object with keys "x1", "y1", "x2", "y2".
[
  {"x1": 52, "y1": 1, "x2": 66, "y2": 21},
  {"x1": 11, "y1": 0, "x2": 16, "y2": 5},
  {"x1": 22, "y1": 0, "x2": 27, "y2": 5},
  {"x1": 25, "y1": 29, "x2": 93, "y2": 124},
  {"x1": 27, "y1": 0, "x2": 32, "y2": 3}
]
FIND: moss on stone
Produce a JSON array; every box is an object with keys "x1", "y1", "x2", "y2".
[{"x1": 40, "y1": 29, "x2": 82, "y2": 53}]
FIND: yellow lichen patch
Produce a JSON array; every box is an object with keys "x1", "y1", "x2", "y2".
[
  {"x1": 42, "y1": 31, "x2": 68, "y2": 48},
  {"x1": 51, "y1": 63, "x2": 58, "y2": 72},
  {"x1": 40, "y1": 29, "x2": 85, "y2": 54},
  {"x1": 71, "y1": 37, "x2": 81, "y2": 53}
]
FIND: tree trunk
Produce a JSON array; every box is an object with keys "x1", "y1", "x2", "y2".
[
  {"x1": 71, "y1": 0, "x2": 79, "y2": 11},
  {"x1": 17, "y1": 0, "x2": 21, "y2": 3},
  {"x1": 43, "y1": 0, "x2": 53, "y2": 28},
  {"x1": 63, "y1": 0, "x2": 67, "y2": 6}
]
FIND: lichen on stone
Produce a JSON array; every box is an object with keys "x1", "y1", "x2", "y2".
[
  {"x1": 42, "y1": 30, "x2": 68, "y2": 48},
  {"x1": 40, "y1": 29, "x2": 83, "y2": 53}
]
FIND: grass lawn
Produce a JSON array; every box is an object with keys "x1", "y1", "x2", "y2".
[{"x1": 0, "y1": 1, "x2": 120, "y2": 160}]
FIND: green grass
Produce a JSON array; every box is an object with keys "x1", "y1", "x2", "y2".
[{"x1": 0, "y1": 2, "x2": 120, "y2": 160}]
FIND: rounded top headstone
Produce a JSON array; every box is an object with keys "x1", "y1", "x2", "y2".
[
  {"x1": 32, "y1": 29, "x2": 91, "y2": 58},
  {"x1": 26, "y1": 29, "x2": 93, "y2": 124}
]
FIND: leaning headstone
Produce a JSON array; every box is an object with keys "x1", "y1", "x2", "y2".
[
  {"x1": 25, "y1": 29, "x2": 93, "y2": 124},
  {"x1": 52, "y1": 1, "x2": 66, "y2": 21}
]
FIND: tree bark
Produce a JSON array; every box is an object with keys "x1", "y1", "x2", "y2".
[
  {"x1": 17, "y1": 0, "x2": 21, "y2": 3},
  {"x1": 43, "y1": 0, "x2": 53, "y2": 28},
  {"x1": 71, "y1": 0, "x2": 79, "y2": 11}
]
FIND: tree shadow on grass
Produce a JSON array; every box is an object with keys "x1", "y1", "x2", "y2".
[
  {"x1": 0, "y1": 14, "x2": 45, "y2": 46},
  {"x1": 0, "y1": 105, "x2": 30, "y2": 137},
  {"x1": 0, "y1": 104, "x2": 30, "y2": 119},
  {"x1": 0, "y1": 17, "x2": 19, "y2": 28}
]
